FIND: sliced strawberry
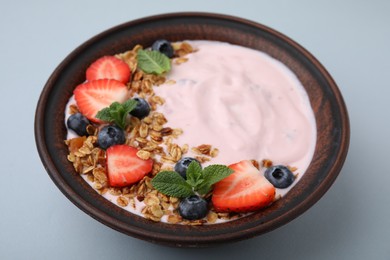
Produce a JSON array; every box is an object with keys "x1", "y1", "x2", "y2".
[
  {"x1": 106, "y1": 145, "x2": 153, "y2": 187},
  {"x1": 73, "y1": 79, "x2": 129, "y2": 123},
  {"x1": 86, "y1": 56, "x2": 131, "y2": 84},
  {"x1": 212, "y1": 160, "x2": 275, "y2": 213}
]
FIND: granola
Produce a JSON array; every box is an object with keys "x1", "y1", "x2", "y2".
[{"x1": 65, "y1": 42, "x2": 247, "y2": 224}]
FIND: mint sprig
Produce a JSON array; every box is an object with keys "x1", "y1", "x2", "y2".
[
  {"x1": 96, "y1": 99, "x2": 137, "y2": 129},
  {"x1": 149, "y1": 171, "x2": 194, "y2": 198},
  {"x1": 151, "y1": 161, "x2": 233, "y2": 198},
  {"x1": 137, "y1": 49, "x2": 171, "y2": 75}
]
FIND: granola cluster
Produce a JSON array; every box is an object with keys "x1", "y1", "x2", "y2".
[{"x1": 64, "y1": 42, "x2": 244, "y2": 224}]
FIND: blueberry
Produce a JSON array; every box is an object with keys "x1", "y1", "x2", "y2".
[
  {"x1": 66, "y1": 113, "x2": 90, "y2": 136},
  {"x1": 97, "y1": 125, "x2": 125, "y2": 149},
  {"x1": 264, "y1": 165, "x2": 295, "y2": 188},
  {"x1": 174, "y1": 157, "x2": 201, "y2": 179},
  {"x1": 178, "y1": 195, "x2": 208, "y2": 220},
  {"x1": 151, "y1": 39, "x2": 174, "y2": 58},
  {"x1": 129, "y1": 98, "x2": 150, "y2": 119}
]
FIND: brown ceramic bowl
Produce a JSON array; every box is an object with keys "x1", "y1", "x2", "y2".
[{"x1": 35, "y1": 12, "x2": 349, "y2": 247}]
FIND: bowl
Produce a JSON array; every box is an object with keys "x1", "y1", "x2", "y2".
[{"x1": 34, "y1": 12, "x2": 349, "y2": 247}]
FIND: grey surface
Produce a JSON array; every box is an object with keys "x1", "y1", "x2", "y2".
[{"x1": 1, "y1": 0, "x2": 389, "y2": 259}]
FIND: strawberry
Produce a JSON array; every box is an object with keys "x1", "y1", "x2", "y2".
[
  {"x1": 73, "y1": 79, "x2": 129, "y2": 123},
  {"x1": 106, "y1": 145, "x2": 153, "y2": 187},
  {"x1": 212, "y1": 160, "x2": 275, "y2": 213},
  {"x1": 86, "y1": 56, "x2": 131, "y2": 84}
]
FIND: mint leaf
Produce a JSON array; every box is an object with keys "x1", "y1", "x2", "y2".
[
  {"x1": 108, "y1": 102, "x2": 124, "y2": 128},
  {"x1": 196, "y1": 165, "x2": 234, "y2": 195},
  {"x1": 123, "y1": 99, "x2": 138, "y2": 112},
  {"x1": 185, "y1": 161, "x2": 203, "y2": 187},
  {"x1": 121, "y1": 99, "x2": 137, "y2": 126},
  {"x1": 202, "y1": 165, "x2": 234, "y2": 185},
  {"x1": 151, "y1": 171, "x2": 194, "y2": 198},
  {"x1": 137, "y1": 50, "x2": 171, "y2": 75},
  {"x1": 95, "y1": 99, "x2": 138, "y2": 129},
  {"x1": 96, "y1": 107, "x2": 112, "y2": 122},
  {"x1": 152, "y1": 163, "x2": 233, "y2": 198}
]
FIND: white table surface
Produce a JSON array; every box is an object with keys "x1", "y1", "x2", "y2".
[{"x1": 1, "y1": 0, "x2": 389, "y2": 259}]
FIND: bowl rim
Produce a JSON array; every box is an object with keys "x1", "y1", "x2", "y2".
[{"x1": 35, "y1": 12, "x2": 350, "y2": 247}]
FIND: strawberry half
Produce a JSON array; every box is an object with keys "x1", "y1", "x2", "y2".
[
  {"x1": 86, "y1": 56, "x2": 131, "y2": 84},
  {"x1": 106, "y1": 145, "x2": 153, "y2": 187},
  {"x1": 212, "y1": 160, "x2": 276, "y2": 213},
  {"x1": 73, "y1": 79, "x2": 129, "y2": 123}
]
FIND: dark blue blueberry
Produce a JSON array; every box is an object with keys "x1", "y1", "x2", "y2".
[
  {"x1": 97, "y1": 125, "x2": 125, "y2": 149},
  {"x1": 129, "y1": 98, "x2": 150, "y2": 119},
  {"x1": 264, "y1": 165, "x2": 295, "y2": 188},
  {"x1": 178, "y1": 195, "x2": 208, "y2": 220},
  {"x1": 151, "y1": 39, "x2": 174, "y2": 58},
  {"x1": 174, "y1": 157, "x2": 201, "y2": 179},
  {"x1": 66, "y1": 113, "x2": 90, "y2": 136}
]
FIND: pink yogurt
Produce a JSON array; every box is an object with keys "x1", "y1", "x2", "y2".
[{"x1": 154, "y1": 41, "x2": 316, "y2": 196}]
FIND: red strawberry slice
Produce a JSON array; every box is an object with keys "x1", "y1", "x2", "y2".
[
  {"x1": 212, "y1": 160, "x2": 275, "y2": 213},
  {"x1": 106, "y1": 145, "x2": 153, "y2": 187},
  {"x1": 73, "y1": 79, "x2": 129, "y2": 123},
  {"x1": 86, "y1": 56, "x2": 131, "y2": 84}
]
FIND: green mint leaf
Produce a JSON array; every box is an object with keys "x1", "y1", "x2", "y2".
[
  {"x1": 196, "y1": 183, "x2": 212, "y2": 196},
  {"x1": 108, "y1": 102, "x2": 123, "y2": 127},
  {"x1": 137, "y1": 49, "x2": 171, "y2": 75},
  {"x1": 95, "y1": 99, "x2": 138, "y2": 129},
  {"x1": 196, "y1": 165, "x2": 234, "y2": 195},
  {"x1": 185, "y1": 161, "x2": 203, "y2": 187},
  {"x1": 96, "y1": 107, "x2": 113, "y2": 122},
  {"x1": 109, "y1": 102, "x2": 122, "y2": 110},
  {"x1": 151, "y1": 171, "x2": 194, "y2": 198},
  {"x1": 121, "y1": 99, "x2": 137, "y2": 128},
  {"x1": 122, "y1": 99, "x2": 138, "y2": 113}
]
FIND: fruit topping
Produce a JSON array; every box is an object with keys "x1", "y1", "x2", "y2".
[
  {"x1": 66, "y1": 112, "x2": 90, "y2": 136},
  {"x1": 264, "y1": 165, "x2": 295, "y2": 188},
  {"x1": 151, "y1": 39, "x2": 174, "y2": 58},
  {"x1": 178, "y1": 195, "x2": 208, "y2": 220},
  {"x1": 212, "y1": 160, "x2": 275, "y2": 213},
  {"x1": 86, "y1": 56, "x2": 131, "y2": 84},
  {"x1": 73, "y1": 79, "x2": 129, "y2": 123},
  {"x1": 129, "y1": 97, "x2": 151, "y2": 119},
  {"x1": 174, "y1": 157, "x2": 201, "y2": 179},
  {"x1": 97, "y1": 125, "x2": 126, "y2": 149},
  {"x1": 152, "y1": 161, "x2": 233, "y2": 197},
  {"x1": 106, "y1": 145, "x2": 153, "y2": 187},
  {"x1": 96, "y1": 99, "x2": 138, "y2": 129},
  {"x1": 136, "y1": 49, "x2": 171, "y2": 75}
]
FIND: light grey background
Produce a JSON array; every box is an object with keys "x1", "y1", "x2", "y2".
[{"x1": 1, "y1": 0, "x2": 389, "y2": 259}]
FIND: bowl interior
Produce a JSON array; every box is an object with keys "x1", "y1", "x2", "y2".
[{"x1": 35, "y1": 12, "x2": 349, "y2": 247}]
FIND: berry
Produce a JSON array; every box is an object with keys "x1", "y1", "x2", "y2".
[
  {"x1": 86, "y1": 56, "x2": 131, "y2": 84},
  {"x1": 264, "y1": 165, "x2": 295, "y2": 188},
  {"x1": 174, "y1": 157, "x2": 201, "y2": 179},
  {"x1": 212, "y1": 160, "x2": 275, "y2": 213},
  {"x1": 129, "y1": 97, "x2": 150, "y2": 119},
  {"x1": 152, "y1": 39, "x2": 174, "y2": 58},
  {"x1": 73, "y1": 79, "x2": 129, "y2": 123},
  {"x1": 178, "y1": 195, "x2": 208, "y2": 220},
  {"x1": 66, "y1": 113, "x2": 90, "y2": 136},
  {"x1": 106, "y1": 145, "x2": 153, "y2": 187},
  {"x1": 97, "y1": 125, "x2": 125, "y2": 149}
]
